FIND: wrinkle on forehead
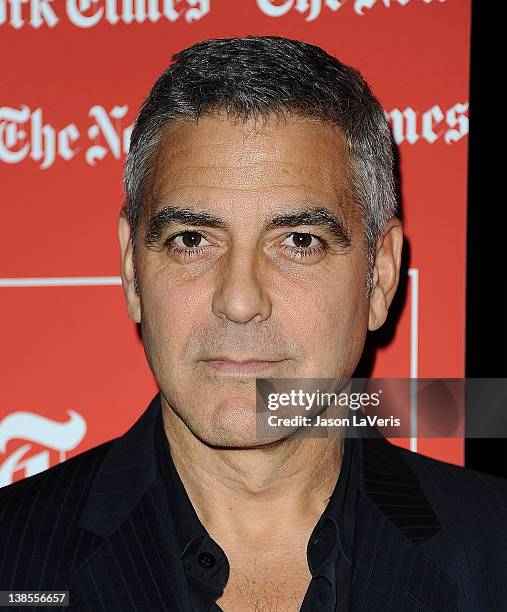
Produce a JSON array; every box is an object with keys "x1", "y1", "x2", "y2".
[{"x1": 146, "y1": 111, "x2": 358, "y2": 225}]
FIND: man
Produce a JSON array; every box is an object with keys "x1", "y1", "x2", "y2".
[{"x1": 1, "y1": 36, "x2": 506, "y2": 611}]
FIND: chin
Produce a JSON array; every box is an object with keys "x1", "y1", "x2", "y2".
[{"x1": 189, "y1": 400, "x2": 273, "y2": 449}]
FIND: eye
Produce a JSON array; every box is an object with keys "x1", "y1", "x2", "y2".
[
  {"x1": 170, "y1": 231, "x2": 210, "y2": 249},
  {"x1": 164, "y1": 230, "x2": 213, "y2": 260},
  {"x1": 279, "y1": 232, "x2": 327, "y2": 261},
  {"x1": 282, "y1": 233, "x2": 322, "y2": 249}
]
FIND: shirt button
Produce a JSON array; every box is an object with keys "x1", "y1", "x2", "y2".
[{"x1": 198, "y1": 552, "x2": 216, "y2": 569}]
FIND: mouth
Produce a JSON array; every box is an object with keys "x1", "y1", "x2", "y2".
[{"x1": 200, "y1": 357, "x2": 287, "y2": 375}]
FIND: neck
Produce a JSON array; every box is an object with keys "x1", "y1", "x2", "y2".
[{"x1": 161, "y1": 397, "x2": 344, "y2": 547}]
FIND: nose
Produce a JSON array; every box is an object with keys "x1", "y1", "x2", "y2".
[{"x1": 212, "y1": 247, "x2": 272, "y2": 324}]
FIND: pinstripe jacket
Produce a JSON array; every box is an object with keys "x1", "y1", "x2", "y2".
[{"x1": 1, "y1": 392, "x2": 507, "y2": 611}]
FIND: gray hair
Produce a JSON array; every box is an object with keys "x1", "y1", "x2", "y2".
[{"x1": 122, "y1": 36, "x2": 398, "y2": 295}]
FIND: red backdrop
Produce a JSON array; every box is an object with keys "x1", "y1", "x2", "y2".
[{"x1": 0, "y1": 0, "x2": 470, "y2": 486}]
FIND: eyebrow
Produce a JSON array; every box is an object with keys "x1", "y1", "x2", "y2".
[{"x1": 144, "y1": 205, "x2": 351, "y2": 249}]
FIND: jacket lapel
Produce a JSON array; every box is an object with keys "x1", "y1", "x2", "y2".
[
  {"x1": 350, "y1": 431, "x2": 459, "y2": 611},
  {"x1": 69, "y1": 393, "x2": 193, "y2": 611}
]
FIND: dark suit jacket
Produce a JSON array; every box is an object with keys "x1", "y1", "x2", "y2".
[{"x1": 1, "y1": 393, "x2": 507, "y2": 611}]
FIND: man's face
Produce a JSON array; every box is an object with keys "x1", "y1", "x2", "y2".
[{"x1": 119, "y1": 113, "x2": 398, "y2": 447}]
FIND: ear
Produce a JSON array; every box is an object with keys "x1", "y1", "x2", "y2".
[
  {"x1": 118, "y1": 214, "x2": 141, "y2": 324},
  {"x1": 368, "y1": 217, "x2": 403, "y2": 331}
]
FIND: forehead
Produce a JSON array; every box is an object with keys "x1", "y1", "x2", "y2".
[{"x1": 148, "y1": 112, "x2": 354, "y2": 217}]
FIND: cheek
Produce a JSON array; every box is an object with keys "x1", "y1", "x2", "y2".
[
  {"x1": 140, "y1": 279, "x2": 205, "y2": 360},
  {"x1": 284, "y1": 266, "x2": 367, "y2": 329},
  {"x1": 291, "y1": 294, "x2": 359, "y2": 342},
  {"x1": 281, "y1": 268, "x2": 369, "y2": 366}
]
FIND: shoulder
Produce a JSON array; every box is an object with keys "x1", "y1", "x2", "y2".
[
  {"x1": 0, "y1": 440, "x2": 115, "y2": 560},
  {"x1": 0, "y1": 440, "x2": 116, "y2": 588},
  {"x1": 395, "y1": 442, "x2": 507, "y2": 523},
  {"x1": 391, "y1": 444, "x2": 507, "y2": 606},
  {"x1": 0, "y1": 439, "x2": 114, "y2": 520}
]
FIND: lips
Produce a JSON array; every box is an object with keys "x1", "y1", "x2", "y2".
[
  {"x1": 200, "y1": 357, "x2": 285, "y2": 375},
  {"x1": 203, "y1": 356, "x2": 281, "y2": 364}
]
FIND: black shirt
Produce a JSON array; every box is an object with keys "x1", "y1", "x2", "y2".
[{"x1": 155, "y1": 409, "x2": 359, "y2": 611}]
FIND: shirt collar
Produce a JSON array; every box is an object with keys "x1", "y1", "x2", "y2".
[
  {"x1": 155, "y1": 408, "x2": 207, "y2": 555},
  {"x1": 307, "y1": 433, "x2": 358, "y2": 576}
]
